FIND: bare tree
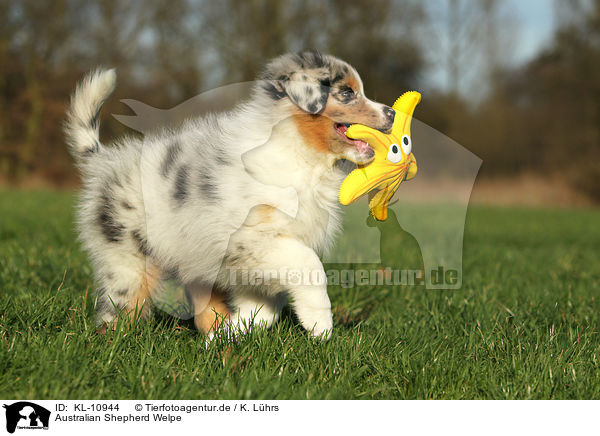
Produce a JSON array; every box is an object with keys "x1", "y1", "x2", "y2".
[{"x1": 423, "y1": 0, "x2": 518, "y2": 99}]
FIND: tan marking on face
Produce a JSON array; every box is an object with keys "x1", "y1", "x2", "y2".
[
  {"x1": 324, "y1": 97, "x2": 389, "y2": 131},
  {"x1": 323, "y1": 68, "x2": 390, "y2": 130},
  {"x1": 346, "y1": 76, "x2": 359, "y2": 91}
]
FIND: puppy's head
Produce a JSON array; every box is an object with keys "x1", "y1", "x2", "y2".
[{"x1": 258, "y1": 50, "x2": 395, "y2": 164}]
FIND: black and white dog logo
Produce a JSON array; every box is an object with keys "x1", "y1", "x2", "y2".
[{"x1": 3, "y1": 402, "x2": 50, "y2": 433}]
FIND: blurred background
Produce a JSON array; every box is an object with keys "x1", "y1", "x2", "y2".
[{"x1": 0, "y1": 0, "x2": 599, "y2": 206}]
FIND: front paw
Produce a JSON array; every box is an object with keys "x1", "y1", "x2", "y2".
[{"x1": 302, "y1": 309, "x2": 333, "y2": 340}]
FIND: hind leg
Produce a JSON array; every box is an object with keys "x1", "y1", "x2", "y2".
[
  {"x1": 228, "y1": 292, "x2": 286, "y2": 333},
  {"x1": 186, "y1": 283, "x2": 285, "y2": 338},
  {"x1": 94, "y1": 250, "x2": 161, "y2": 327},
  {"x1": 186, "y1": 282, "x2": 230, "y2": 335}
]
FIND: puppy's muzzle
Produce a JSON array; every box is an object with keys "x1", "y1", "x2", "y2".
[{"x1": 380, "y1": 106, "x2": 395, "y2": 132}]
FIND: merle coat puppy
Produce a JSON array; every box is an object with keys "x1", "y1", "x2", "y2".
[{"x1": 65, "y1": 51, "x2": 395, "y2": 339}]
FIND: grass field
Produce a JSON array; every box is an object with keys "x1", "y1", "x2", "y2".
[{"x1": 1, "y1": 189, "x2": 599, "y2": 399}]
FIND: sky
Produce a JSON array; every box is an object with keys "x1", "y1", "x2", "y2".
[
  {"x1": 508, "y1": 0, "x2": 556, "y2": 64},
  {"x1": 424, "y1": 0, "x2": 557, "y2": 94}
]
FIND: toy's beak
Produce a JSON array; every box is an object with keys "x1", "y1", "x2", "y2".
[
  {"x1": 338, "y1": 91, "x2": 421, "y2": 221},
  {"x1": 339, "y1": 153, "x2": 417, "y2": 206},
  {"x1": 392, "y1": 91, "x2": 421, "y2": 127}
]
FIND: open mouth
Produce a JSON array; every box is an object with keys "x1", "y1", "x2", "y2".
[{"x1": 334, "y1": 123, "x2": 374, "y2": 159}]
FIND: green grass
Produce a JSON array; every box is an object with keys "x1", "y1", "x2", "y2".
[{"x1": 1, "y1": 189, "x2": 599, "y2": 399}]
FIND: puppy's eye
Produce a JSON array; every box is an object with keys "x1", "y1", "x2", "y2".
[
  {"x1": 401, "y1": 135, "x2": 412, "y2": 155},
  {"x1": 387, "y1": 143, "x2": 403, "y2": 163},
  {"x1": 339, "y1": 87, "x2": 356, "y2": 100}
]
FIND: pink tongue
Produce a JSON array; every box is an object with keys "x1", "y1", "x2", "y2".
[
  {"x1": 337, "y1": 124, "x2": 369, "y2": 151},
  {"x1": 354, "y1": 140, "x2": 369, "y2": 152}
]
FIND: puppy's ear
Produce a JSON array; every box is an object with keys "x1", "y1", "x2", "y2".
[
  {"x1": 284, "y1": 73, "x2": 330, "y2": 114},
  {"x1": 262, "y1": 73, "x2": 330, "y2": 114}
]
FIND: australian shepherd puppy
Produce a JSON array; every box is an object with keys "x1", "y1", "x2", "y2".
[{"x1": 65, "y1": 50, "x2": 395, "y2": 339}]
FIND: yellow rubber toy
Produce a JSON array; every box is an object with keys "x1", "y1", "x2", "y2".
[{"x1": 338, "y1": 91, "x2": 421, "y2": 221}]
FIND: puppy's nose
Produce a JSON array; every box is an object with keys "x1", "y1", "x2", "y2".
[{"x1": 383, "y1": 106, "x2": 395, "y2": 129}]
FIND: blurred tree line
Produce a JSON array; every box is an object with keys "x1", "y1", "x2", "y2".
[
  {"x1": 439, "y1": 0, "x2": 600, "y2": 201},
  {"x1": 0, "y1": 0, "x2": 598, "y2": 201}
]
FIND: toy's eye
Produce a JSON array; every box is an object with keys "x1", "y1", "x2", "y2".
[
  {"x1": 387, "y1": 143, "x2": 403, "y2": 163},
  {"x1": 401, "y1": 135, "x2": 412, "y2": 155}
]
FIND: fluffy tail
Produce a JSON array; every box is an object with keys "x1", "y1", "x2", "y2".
[{"x1": 64, "y1": 69, "x2": 116, "y2": 161}]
